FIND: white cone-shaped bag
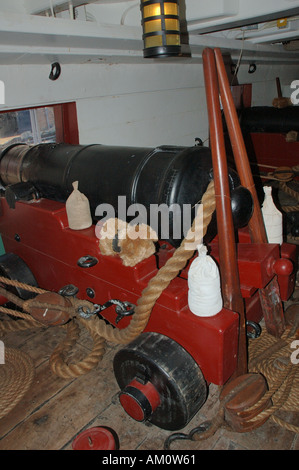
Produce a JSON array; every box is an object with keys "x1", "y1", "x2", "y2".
[
  {"x1": 261, "y1": 186, "x2": 283, "y2": 244},
  {"x1": 188, "y1": 244, "x2": 223, "y2": 317}
]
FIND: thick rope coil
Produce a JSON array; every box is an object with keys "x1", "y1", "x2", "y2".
[
  {"x1": 280, "y1": 182, "x2": 299, "y2": 203},
  {"x1": 49, "y1": 319, "x2": 106, "y2": 379},
  {"x1": 247, "y1": 328, "x2": 299, "y2": 433},
  {"x1": 279, "y1": 181, "x2": 299, "y2": 240},
  {"x1": 279, "y1": 181, "x2": 299, "y2": 215},
  {"x1": 0, "y1": 348, "x2": 35, "y2": 420}
]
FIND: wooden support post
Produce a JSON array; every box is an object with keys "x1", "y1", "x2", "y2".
[
  {"x1": 213, "y1": 47, "x2": 268, "y2": 245},
  {"x1": 214, "y1": 48, "x2": 286, "y2": 338},
  {"x1": 202, "y1": 48, "x2": 247, "y2": 377}
]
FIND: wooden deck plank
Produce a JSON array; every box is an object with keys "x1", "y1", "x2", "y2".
[
  {"x1": 0, "y1": 359, "x2": 75, "y2": 439},
  {"x1": 0, "y1": 344, "x2": 118, "y2": 450}
]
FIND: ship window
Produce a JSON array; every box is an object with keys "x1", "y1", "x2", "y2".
[
  {"x1": 0, "y1": 107, "x2": 55, "y2": 147},
  {"x1": 0, "y1": 102, "x2": 79, "y2": 147}
]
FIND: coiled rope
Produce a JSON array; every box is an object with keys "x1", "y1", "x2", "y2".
[
  {"x1": 0, "y1": 181, "x2": 216, "y2": 384},
  {"x1": 247, "y1": 327, "x2": 299, "y2": 433},
  {"x1": 0, "y1": 348, "x2": 35, "y2": 420},
  {"x1": 279, "y1": 180, "x2": 299, "y2": 213}
]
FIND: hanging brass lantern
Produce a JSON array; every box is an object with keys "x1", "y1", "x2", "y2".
[{"x1": 140, "y1": 0, "x2": 182, "y2": 58}]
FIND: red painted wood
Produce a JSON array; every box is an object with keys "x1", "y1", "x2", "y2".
[
  {"x1": 246, "y1": 133, "x2": 299, "y2": 172},
  {"x1": 0, "y1": 197, "x2": 239, "y2": 386},
  {"x1": 53, "y1": 102, "x2": 79, "y2": 144}
]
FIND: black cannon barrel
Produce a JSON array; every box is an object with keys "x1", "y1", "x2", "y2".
[
  {"x1": 239, "y1": 106, "x2": 299, "y2": 134},
  {"x1": 0, "y1": 142, "x2": 253, "y2": 246}
]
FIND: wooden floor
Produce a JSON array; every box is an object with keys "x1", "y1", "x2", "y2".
[{"x1": 0, "y1": 290, "x2": 298, "y2": 452}]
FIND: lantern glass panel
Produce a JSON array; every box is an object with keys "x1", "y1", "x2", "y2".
[
  {"x1": 144, "y1": 19, "x2": 162, "y2": 33},
  {"x1": 166, "y1": 34, "x2": 180, "y2": 46},
  {"x1": 143, "y1": 4, "x2": 161, "y2": 18},
  {"x1": 165, "y1": 18, "x2": 179, "y2": 31},
  {"x1": 164, "y1": 3, "x2": 178, "y2": 15},
  {"x1": 145, "y1": 35, "x2": 163, "y2": 48}
]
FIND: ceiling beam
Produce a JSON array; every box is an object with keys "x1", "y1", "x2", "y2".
[{"x1": 0, "y1": 11, "x2": 297, "y2": 65}]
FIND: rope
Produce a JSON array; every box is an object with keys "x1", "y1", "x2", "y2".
[
  {"x1": 0, "y1": 348, "x2": 35, "y2": 420},
  {"x1": 0, "y1": 277, "x2": 47, "y2": 295},
  {"x1": 0, "y1": 181, "x2": 216, "y2": 382},
  {"x1": 49, "y1": 318, "x2": 106, "y2": 379},
  {"x1": 251, "y1": 164, "x2": 299, "y2": 184},
  {"x1": 279, "y1": 181, "x2": 299, "y2": 241},
  {"x1": 247, "y1": 328, "x2": 299, "y2": 433},
  {"x1": 280, "y1": 182, "x2": 299, "y2": 204}
]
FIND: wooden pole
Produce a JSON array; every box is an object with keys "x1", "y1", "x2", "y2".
[
  {"x1": 214, "y1": 48, "x2": 287, "y2": 338},
  {"x1": 202, "y1": 48, "x2": 247, "y2": 376},
  {"x1": 214, "y1": 47, "x2": 268, "y2": 244}
]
